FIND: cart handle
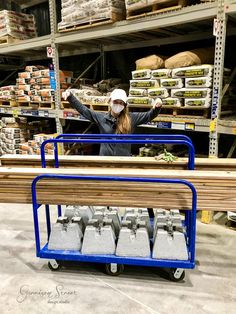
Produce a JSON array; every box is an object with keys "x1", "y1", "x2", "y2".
[
  {"x1": 56, "y1": 133, "x2": 193, "y2": 143},
  {"x1": 41, "y1": 135, "x2": 195, "y2": 170}
]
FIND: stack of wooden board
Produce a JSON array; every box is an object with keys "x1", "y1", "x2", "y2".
[
  {"x1": 1, "y1": 155, "x2": 236, "y2": 171},
  {"x1": 0, "y1": 166, "x2": 235, "y2": 211}
]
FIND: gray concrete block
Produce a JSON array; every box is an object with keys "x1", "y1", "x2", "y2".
[
  {"x1": 121, "y1": 220, "x2": 132, "y2": 229},
  {"x1": 92, "y1": 210, "x2": 121, "y2": 237},
  {"x1": 109, "y1": 206, "x2": 119, "y2": 212},
  {"x1": 72, "y1": 216, "x2": 85, "y2": 233},
  {"x1": 64, "y1": 206, "x2": 76, "y2": 219},
  {"x1": 74, "y1": 206, "x2": 94, "y2": 225},
  {"x1": 125, "y1": 208, "x2": 135, "y2": 214},
  {"x1": 48, "y1": 222, "x2": 83, "y2": 251},
  {"x1": 138, "y1": 208, "x2": 148, "y2": 214},
  {"x1": 152, "y1": 229, "x2": 188, "y2": 260},
  {"x1": 107, "y1": 211, "x2": 121, "y2": 237},
  {"x1": 81, "y1": 224, "x2": 116, "y2": 255},
  {"x1": 93, "y1": 210, "x2": 104, "y2": 222},
  {"x1": 139, "y1": 213, "x2": 152, "y2": 238},
  {"x1": 57, "y1": 216, "x2": 69, "y2": 224},
  {"x1": 116, "y1": 226, "x2": 150, "y2": 257},
  {"x1": 154, "y1": 209, "x2": 184, "y2": 238},
  {"x1": 125, "y1": 213, "x2": 138, "y2": 225},
  {"x1": 92, "y1": 206, "x2": 107, "y2": 212}
]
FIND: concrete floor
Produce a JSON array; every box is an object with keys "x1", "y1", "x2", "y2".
[{"x1": 0, "y1": 204, "x2": 235, "y2": 314}]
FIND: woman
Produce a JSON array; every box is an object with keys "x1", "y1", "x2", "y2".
[{"x1": 62, "y1": 88, "x2": 162, "y2": 156}]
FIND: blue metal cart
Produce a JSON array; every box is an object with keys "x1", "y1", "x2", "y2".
[
  {"x1": 33, "y1": 134, "x2": 197, "y2": 281},
  {"x1": 32, "y1": 174, "x2": 197, "y2": 281}
]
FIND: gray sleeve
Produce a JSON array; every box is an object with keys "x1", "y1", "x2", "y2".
[
  {"x1": 67, "y1": 93, "x2": 101, "y2": 123},
  {"x1": 131, "y1": 107, "x2": 161, "y2": 126}
]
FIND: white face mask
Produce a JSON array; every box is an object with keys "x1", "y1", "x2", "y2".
[{"x1": 111, "y1": 102, "x2": 124, "y2": 114}]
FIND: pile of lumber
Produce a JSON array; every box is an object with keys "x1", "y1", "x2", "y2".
[
  {"x1": 1, "y1": 155, "x2": 236, "y2": 171},
  {"x1": 0, "y1": 166, "x2": 235, "y2": 211}
]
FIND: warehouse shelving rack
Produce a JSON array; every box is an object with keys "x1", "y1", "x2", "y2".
[{"x1": 1, "y1": 0, "x2": 236, "y2": 155}]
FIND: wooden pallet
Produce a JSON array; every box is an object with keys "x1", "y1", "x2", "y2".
[
  {"x1": 17, "y1": 101, "x2": 35, "y2": 109},
  {"x1": 127, "y1": 0, "x2": 187, "y2": 20},
  {"x1": 61, "y1": 101, "x2": 73, "y2": 109},
  {"x1": 61, "y1": 102, "x2": 91, "y2": 110},
  {"x1": 128, "y1": 104, "x2": 210, "y2": 118},
  {"x1": 0, "y1": 100, "x2": 18, "y2": 107},
  {"x1": 59, "y1": 12, "x2": 123, "y2": 32},
  {"x1": 159, "y1": 106, "x2": 210, "y2": 118},
  {"x1": 38, "y1": 102, "x2": 55, "y2": 110},
  {"x1": 0, "y1": 35, "x2": 20, "y2": 46},
  {"x1": 91, "y1": 103, "x2": 109, "y2": 112}
]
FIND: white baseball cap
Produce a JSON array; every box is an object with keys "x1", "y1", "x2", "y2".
[{"x1": 110, "y1": 89, "x2": 127, "y2": 103}]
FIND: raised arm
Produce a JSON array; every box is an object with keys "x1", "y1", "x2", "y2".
[
  {"x1": 131, "y1": 98, "x2": 162, "y2": 126},
  {"x1": 66, "y1": 93, "x2": 101, "y2": 123}
]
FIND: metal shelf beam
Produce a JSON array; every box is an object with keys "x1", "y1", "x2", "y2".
[
  {"x1": 0, "y1": 35, "x2": 51, "y2": 55},
  {"x1": 18, "y1": 0, "x2": 48, "y2": 9}
]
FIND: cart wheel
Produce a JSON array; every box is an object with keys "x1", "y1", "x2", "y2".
[
  {"x1": 104, "y1": 263, "x2": 124, "y2": 276},
  {"x1": 169, "y1": 268, "x2": 185, "y2": 282},
  {"x1": 48, "y1": 260, "x2": 61, "y2": 271}
]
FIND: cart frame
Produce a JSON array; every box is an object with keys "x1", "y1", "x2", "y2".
[
  {"x1": 40, "y1": 134, "x2": 195, "y2": 170},
  {"x1": 40, "y1": 134, "x2": 195, "y2": 236},
  {"x1": 32, "y1": 174, "x2": 197, "y2": 270}
]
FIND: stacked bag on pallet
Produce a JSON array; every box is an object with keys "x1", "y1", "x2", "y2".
[
  {"x1": 125, "y1": 0, "x2": 163, "y2": 12},
  {"x1": 0, "y1": 85, "x2": 17, "y2": 102},
  {"x1": 16, "y1": 65, "x2": 46, "y2": 103},
  {"x1": 164, "y1": 48, "x2": 214, "y2": 109},
  {"x1": 64, "y1": 78, "x2": 129, "y2": 111},
  {"x1": 0, "y1": 116, "x2": 55, "y2": 156},
  {"x1": 0, "y1": 117, "x2": 29, "y2": 155},
  {"x1": 15, "y1": 66, "x2": 73, "y2": 104},
  {"x1": 0, "y1": 10, "x2": 37, "y2": 40},
  {"x1": 127, "y1": 48, "x2": 214, "y2": 111},
  {"x1": 125, "y1": 0, "x2": 187, "y2": 14},
  {"x1": 67, "y1": 87, "x2": 110, "y2": 109},
  {"x1": 58, "y1": 0, "x2": 126, "y2": 31},
  {"x1": 0, "y1": 65, "x2": 73, "y2": 105},
  {"x1": 20, "y1": 132, "x2": 56, "y2": 155},
  {"x1": 170, "y1": 65, "x2": 213, "y2": 108}
]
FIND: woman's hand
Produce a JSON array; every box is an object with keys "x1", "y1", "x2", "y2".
[
  {"x1": 62, "y1": 90, "x2": 71, "y2": 100},
  {"x1": 153, "y1": 98, "x2": 162, "y2": 108}
]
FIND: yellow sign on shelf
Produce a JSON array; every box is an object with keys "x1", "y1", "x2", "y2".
[
  {"x1": 12, "y1": 109, "x2": 18, "y2": 118},
  {"x1": 210, "y1": 118, "x2": 217, "y2": 132}
]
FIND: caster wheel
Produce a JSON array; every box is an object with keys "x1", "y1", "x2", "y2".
[
  {"x1": 104, "y1": 263, "x2": 124, "y2": 276},
  {"x1": 48, "y1": 260, "x2": 61, "y2": 271},
  {"x1": 169, "y1": 268, "x2": 185, "y2": 282}
]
